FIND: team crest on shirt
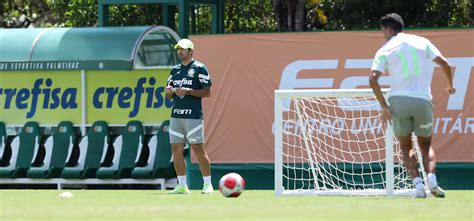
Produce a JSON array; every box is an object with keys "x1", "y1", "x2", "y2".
[{"x1": 187, "y1": 68, "x2": 195, "y2": 78}]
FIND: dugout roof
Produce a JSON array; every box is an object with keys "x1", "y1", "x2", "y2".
[{"x1": 0, "y1": 26, "x2": 180, "y2": 70}]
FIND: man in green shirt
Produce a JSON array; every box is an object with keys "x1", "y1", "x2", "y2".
[{"x1": 165, "y1": 39, "x2": 213, "y2": 194}]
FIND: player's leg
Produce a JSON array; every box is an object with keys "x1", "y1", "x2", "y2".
[
  {"x1": 169, "y1": 143, "x2": 190, "y2": 194},
  {"x1": 415, "y1": 138, "x2": 445, "y2": 197},
  {"x1": 170, "y1": 144, "x2": 190, "y2": 193},
  {"x1": 423, "y1": 144, "x2": 444, "y2": 195},
  {"x1": 396, "y1": 135, "x2": 425, "y2": 198},
  {"x1": 426, "y1": 147, "x2": 445, "y2": 197},
  {"x1": 428, "y1": 147, "x2": 436, "y2": 174},
  {"x1": 186, "y1": 119, "x2": 214, "y2": 194},
  {"x1": 190, "y1": 143, "x2": 211, "y2": 177},
  {"x1": 389, "y1": 96, "x2": 426, "y2": 198},
  {"x1": 398, "y1": 135, "x2": 419, "y2": 179},
  {"x1": 413, "y1": 98, "x2": 445, "y2": 197},
  {"x1": 168, "y1": 118, "x2": 190, "y2": 194},
  {"x1": 171, "y1": 143, "x2": 187, "y2": 180},
  {"x1": 190, "y1": 144, "x2": 213, "y2": 193},
  {"x1": 416, "y1": 136, "x2": 433, "y2": 174}
]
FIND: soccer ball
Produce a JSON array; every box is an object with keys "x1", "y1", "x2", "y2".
[{"x1": 219, "y1": 173, "x2": 245, "y2": 197}]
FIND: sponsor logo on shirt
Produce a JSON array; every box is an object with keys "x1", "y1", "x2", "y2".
[
  {"x1": 173, "y1": 108, "x2": 192, "y2": 115},
  {"x1": 173, "y1": 78, "x2": 193, "y2": 87}
]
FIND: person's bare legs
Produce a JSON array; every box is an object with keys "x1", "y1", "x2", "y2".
[
  {"x1": 417, "y1": 136, "x2": 445, "y2": 197},
  {"x1": 191, "y1": 143, "x2": 213, "y2": 193},
  {"x1": 191, "y1": 143, "x2": 211, "y2": 176},
  {"x1": 172, "y1": 143, "x2": 187, "y2": 176},
  {"x1": 416, "y1": 136, "x2": 434, "y2": 174},
  {"x1": 398, "y1": 135, "x2": 426, "y2": 198},
  {"x1": 428, "y1": 147, "x2": 436, "y2": 173},
  {"x1": 398, "y1": 135, "x2": 419, "y2": 179},
  {"x1": 169, "y1": 143, "x2": 191, "y2": 194}
]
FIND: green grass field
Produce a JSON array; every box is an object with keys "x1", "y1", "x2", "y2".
[{"x1": 0, "y1": 190, "x2": 472, "y2": 221}]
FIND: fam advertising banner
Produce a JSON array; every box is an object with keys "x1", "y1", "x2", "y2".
[
  {"x1": 0, "y1": 71, "x2": 82, "y2": 124},
  {"x1": 0, "y1": 69, "x2": 172, "y2": 125},
  {"x1": 191, "y1": 29, "x2": 474, "y2": 163}
]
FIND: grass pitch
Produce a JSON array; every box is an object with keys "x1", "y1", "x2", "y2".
[{"x1": 0, "y1": 190, "x2": 472, "y2": 221}]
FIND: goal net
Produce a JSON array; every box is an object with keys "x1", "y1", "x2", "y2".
[{"x1": 274, "y1": 89, "x2": 419, "y2": 196}]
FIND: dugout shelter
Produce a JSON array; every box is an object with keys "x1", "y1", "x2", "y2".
[
  {"x1": 0, "y1": 25, "x2": 179, "y2": 133},
  {"x1": 0, "y1": 26, "x2": 180, "y2": 188}
]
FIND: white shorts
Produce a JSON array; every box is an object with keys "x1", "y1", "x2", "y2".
[{"x1": 169, "y1": 118, "x2": 204, "y2": 144}]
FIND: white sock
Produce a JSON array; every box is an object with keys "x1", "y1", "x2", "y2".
[
  {"x1": 178, "y1": 175, "x2": 187, "y2": 187},
  {"x1": 203, "y1": 176, "x2": 211, "y2": 185},
  {"x1": 427, "y1": 173, "x2": 438, "y2": 188},
  {"x1": 412, "y1": 177, "x2": 424, "y2": 190}
]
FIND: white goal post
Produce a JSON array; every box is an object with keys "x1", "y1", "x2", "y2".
[{"x1": 274, "y1": 89, "x2": 420, "y2": 197}]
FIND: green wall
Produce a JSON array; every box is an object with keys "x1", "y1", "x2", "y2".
[{"x1": 189, "y1": 163, "x2": 474, "y2": 190}]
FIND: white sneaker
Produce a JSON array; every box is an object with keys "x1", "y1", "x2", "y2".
[
  {"x1": 201, "y1": 183, "x2": 214, "y2": 194},
  {"x1": 414, "y1": 182, "x2": 427, "y2": 199},
  {"x1": 429, "y1": 186, "x2": 446, "y2": 198},
  {"x1": 427, "y1": 173, "x2": 445, "y2": 198},
  {"x1": 415, "y1": 188, "x2": 427, "y2": 198}
]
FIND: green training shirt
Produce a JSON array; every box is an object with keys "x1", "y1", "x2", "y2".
[{"x1": 167, "y1": 60, "x2": 212, "y2": 119}]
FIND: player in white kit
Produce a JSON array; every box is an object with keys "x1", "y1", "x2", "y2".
[{"x1": 369, "y1": 13, "x2": 455, "y2": 198}]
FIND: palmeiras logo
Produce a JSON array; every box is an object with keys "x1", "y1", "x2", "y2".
[
  {"x1": 187, "y1": 68, "x2": 195, "y2": 78},
  {"x1": 25, "y1": 127, "x2": 34, "y2": 133},
  {"x1": 59, "y1": 126, "x2": 68, "y2": 133},
  {"x1": 128, "y1": 125, "x2": 137, "y2": 133},
  {"x1": 94, "y1": 126, "x2": 103, "y2": 133}
]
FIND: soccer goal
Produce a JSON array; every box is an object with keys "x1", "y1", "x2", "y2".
[{"x1": 274, "y1": 89, "x2": 417, "y2": 196}]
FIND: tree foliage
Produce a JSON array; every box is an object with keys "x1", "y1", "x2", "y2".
[
  {"x1": 0, "y1": 0, "x2": 52, "y2": 28},
  {"x1": 0, "y1": 0, "x2": 471, "y2": 32},
  {"x1": 47, "y1": 0, "x2": 97, "y2": 27},
  {"x1": 224, "y1": 0, "x2": 276, "y2": 33},
  {"x1": 47, "y1": 0, "x2": 163, "y2": 27},
  {"x1": 305, "y1": 0, "x2": 473, "y2": 31}
]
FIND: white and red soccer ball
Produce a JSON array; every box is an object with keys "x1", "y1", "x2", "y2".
[{"x1": 219, "y1": 173, "x2": 245, "y2": 197}]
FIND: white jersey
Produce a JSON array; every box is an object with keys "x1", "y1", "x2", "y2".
[{"x1": 371, "y1": 33, "x2": 442, "y2": 101}]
